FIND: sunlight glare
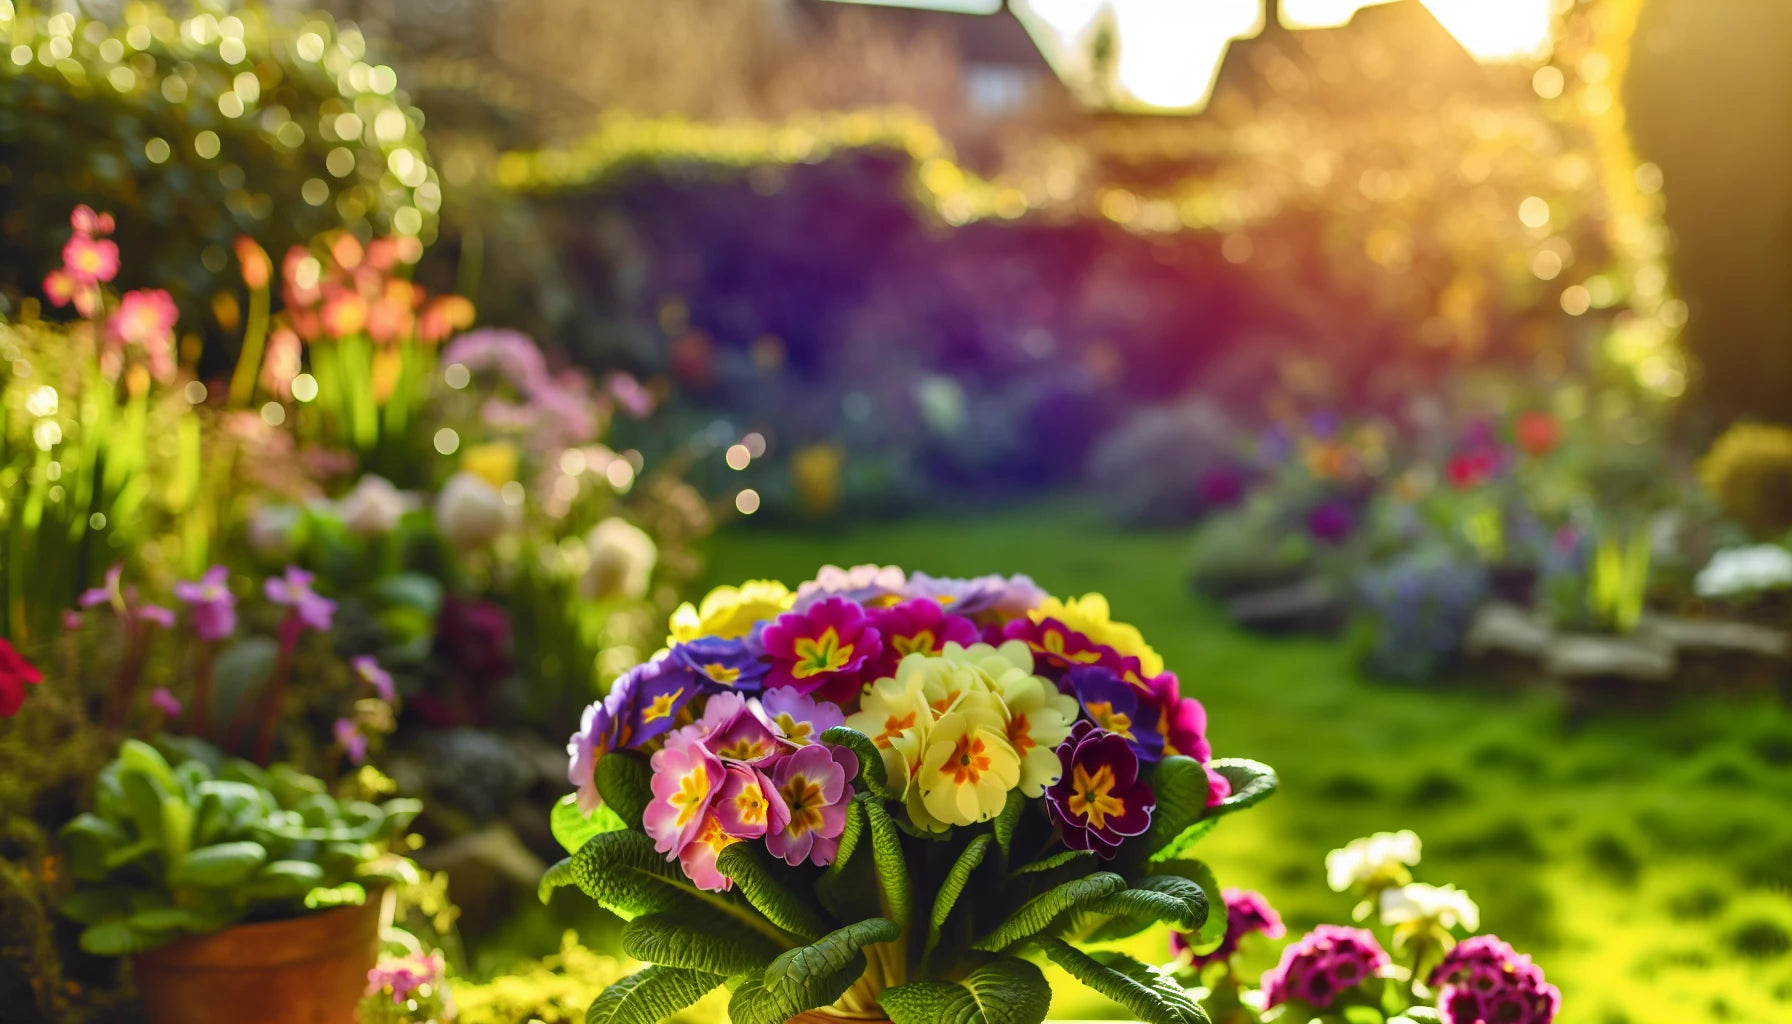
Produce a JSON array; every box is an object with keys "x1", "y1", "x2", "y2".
[
  {"x1": 1114, "y1": 0, "x2": 1260, "y2": 109},
  {"x1": 1283, "y1": 0, "x2": 1552, "y2": 61}
]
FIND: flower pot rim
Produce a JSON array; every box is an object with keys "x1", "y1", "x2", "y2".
[{"x1": 131, "y1": 898, "x2": 381, "y2": 970}]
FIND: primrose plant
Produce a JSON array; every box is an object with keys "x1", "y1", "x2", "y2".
[
  {"x1": 58, "y1": 738, "x2": 420, "y2": 955},
  {"x1": 543, "y1": 565, "x2": 1278, "y2": 1024}
]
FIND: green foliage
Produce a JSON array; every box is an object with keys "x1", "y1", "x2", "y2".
[
  {"x1": 583, "y1": 965, "x2": 723, "y2": 1024},
  {"x1": 549, "y1": 793, "x2": 628, "y2": 856},
  {"x1": 879, "y1": 957, "x2": 1053, "y2": 1024},
  {"x1": 0, "y1": 3, "x2": 438, "y2": 329},
  {"x1": 925, "y1": 833, "x2": 993, "y2": 956},
  {"x1": 593, "y1": 751, "x2": 654, "y2": 834},
  {"x1": 862, "y1": 796, "x2": 911, "y2": 929},
  {"x1": 549, "y1": 828, "x2": 790, "y2": 944},
  {"x1": 714, "y1": 842, "x2": 830, "y2": 940},
  {"x1": 56, "y1": 738, "x2": 417, "y2": 955},
  {"x1": 1033, "y1": 939, "x2": 1210, "y2": 1024},
  {"x1": 972, "y1": 872, "x2": 1126, "y2": 953},
  {"x1": 619, "y1": 912, "x2": 776, "y2": 976},
  {"x1": 729, "y1": 918, "x2": 901, "y2": 1024},
  {"x1": 1086, "y1": 875, "x2": 1209, "y2": 941},
  {"x1": 820, "y1": 725, "x2": 893, "y2": 798}
]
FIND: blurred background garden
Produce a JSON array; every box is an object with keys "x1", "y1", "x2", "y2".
[{"x1": 3, "y1": 0, "x2": 1792, "y2": 1022}]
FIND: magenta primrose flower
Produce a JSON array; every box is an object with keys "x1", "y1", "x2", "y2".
[
  {"x1": 713, "y1": 763, "x2": 788, "y2": 841},
  {"x1": 62, "y1": 232, "x2": 119, "y2": 285},
  {"x1": 366, "y1": 952, "x2": 444, "y2": 1005},
  {"x1": 150, "y1": 687, "x2": 182, "y2": 718},
  {"x1": 764, "y1": 742, "x2": 858, "y2": 867},
  {"x1": 682, "y1": 691, "x2": 782, "y2": 765},
  {"x1": 1170, "y1": 887, "x2": 1285, "y2": 967},
  {"x1": 334, "y1": 717, "x2": 368, "y2": 765},
  {"x1": 265, "y1": 567, "x2": 336, "y2": 632},
  {"x1": 173, "y1": 566, "x2": 237, "y2": 642},
  {"x1": 644, "y1": 731, "x2": 724, "y2": 857},
  {"x1": 1001, "y1": 616, "x2": 1147, "y2": 686},
  {"x1": 759, "y1": 597, "x2": 883, "y2": 702},
  {"x1": 1044, "y1": 720, "x2": 1155, "y2": 858},
  {"x1": 1261, "y1": 924, "x2": 1390, "y2": 1010},
  {"x1": 1428, "y1": 935, "x2": 1562, "y2": 1024},
  {"x1": 865, "y1": 598, "x2": 979, "y2": 677},
  {"x1": 352, "y1": 655, "x2": 397, "y2": 703}
]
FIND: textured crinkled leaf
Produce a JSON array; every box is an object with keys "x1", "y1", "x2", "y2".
[
  {"x1": 1141, "y1": 756, "x2": 1217, "y2": 862},
  {"x1": 540, "y1": 856, "x2": 577, "y2": 904},
  {"x1": 1149, "y1": 859, "x2": 1227, "y2": 949},
  {"x1": 926, "y1": 834, "x2": 993, "y2": 956},
  {"x1": 716, "y1": 842, "x2": 830, "y2": 940},
  {"x1": 1208, "y1": 759, "x2": 1277, "y2": 815},
  {"x1": 1087, "y1": 875, "x2": 1210, "y2": 942},
  {"x1": 1011, "y1": 848, "x2": 1095, "y2": 877},
  {"x1": 621, "y1": 912, "x2": 778, "y2": 975},
  {"x1": 1033, "y1": 939, "x2": 1209, "y2": 1024},
  {"x1": 819, "y1": 727, "x2": 893, "y2": 799},
  {"x1": 863, "y1": 799, "x2": 910, "y2": 928},
  {"x1": 551, "y1": 792, "x2": 627, "y2": 855},
  {"x1": 823, "y1": 794, "x2": 866, "y2": 881},
  {"x1": 879, "y1": 956, "x2": 1052, "y2": 1024},
  {"x1": 583, "y1": 965, "x2": 723, "y2": 1024},
  {"x1": 753, "y1": 918, "x2": 899, "y2": 1021},
  {"x1": 561, "y1": 829, "x2": 788, "y2": 942},
  {"x1": 726, "y1": 972, "x2": 780, "y2": 1024},
  {"x1": 971, "y1": 872, "x2": 1126, "y2": 952},
  {"x1": 595, "y1": 750, "x2": 654, "y2": 830},
  {"x1": 168, "y1": 841, "x2": 267, "y2": 889},
  {"x1": 992, "y1": 790, "x2": 1026, "y2": 859},
  {"x1": 1396, "y1": 1009, "x2": 1445, "y2": 1024}
]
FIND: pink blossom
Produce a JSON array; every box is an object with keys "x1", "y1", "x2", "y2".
[
  {"x1": 644, "y1": 731, "x2": 723, "y2": 858},
  {"x1": 62, "y1": 233, "x2": 119, "y2": 285},
  {"x1": 151, "y1": 687, "x2": 182, "y2": 717},
  {"x1": 335, "y1": 717, "x2": 368, "y2": 765},
  {"x1": 173, "y1": 565, "x2": 237, "y2": 642},
  {"x1": 265, "y1": 566, "x2": 336, "y2": 632},
  {"x1": 764, "y1": 743, "x2": 857, "y2": 867}
]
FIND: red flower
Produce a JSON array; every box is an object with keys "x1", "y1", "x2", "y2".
[
  {"x1": 1515, "y1": 411, "x2": 1561, "y2": 457},
  {"x1": 0, "y1": 638, "x2": 44, "y2": 717},
  {"x1": 1445, "y1": 450, "x2": 1500, "y2": 490}
]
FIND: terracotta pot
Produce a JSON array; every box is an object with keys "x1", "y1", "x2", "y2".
[{"x1": 131, "y1": 900, "x2": 383, "y2": 1024}]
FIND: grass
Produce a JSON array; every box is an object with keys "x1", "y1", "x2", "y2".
[{"x1": 701, "y1": 503, "x2": 1792, "y2": 1024}]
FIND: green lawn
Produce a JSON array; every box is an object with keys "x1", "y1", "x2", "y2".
[{"x1": 701, "y1": 504, "x2": 1792, "y2": 1024}]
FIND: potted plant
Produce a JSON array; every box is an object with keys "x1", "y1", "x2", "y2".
[
  {"x1": 544, "y1": 565, "x2": 1278, "y2": 1023},
  {"x1": 58, "y1": 738, "x2": 421, "y2": 1024}
]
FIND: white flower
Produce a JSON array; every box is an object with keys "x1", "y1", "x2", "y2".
[
  {"x1": 1694, "y1": 544, "x2": 1792, "y2": 598},
  {"x1": 333, "y1": 475, "x2": 417, "y2": 537},
  {"x1": 582, "y1": 517, "x2": 658, "y2": 601},
  {"x1": 246, "y1": 503, "x2": 304, "y2": 559},
  {"x1": 1379, "y1": 883, "x2": 1479, "y2": 932},
  {"x1": 1326, "y1": 829, "x2": 1422, "y2": 892},
  {"x1": 434, "y1": 472, "x2": 515, "y2": 550}
]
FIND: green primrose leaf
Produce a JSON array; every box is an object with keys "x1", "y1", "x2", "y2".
[
  {"x1": 992, "y1": 789, "x2": 1027, "y2": 859},
  {"x1": 825, "y1": 794, "x2": 866, "y2": 880},
  {"x1": 620, "y1": 912, "x2": 778, "y2": 975},
  {"x1": 926, "y1": 833, "x2": 993, "y2": 957},
  {"x1": 60, "y1": 814, "x2": 128, "y2": 882},
  {"x1": 595, "y1": 751, "x2": 654, "y2": 829},
  {"x1": 1140, "y1": 756, "x2": 1219, "y2": 863},
  {"x1": 551, "y1": 792, "x2": 628, "y2": 856},
  {"x1": 819, "y1": 726, "x2": 894, "y2": 799},
  {"x1": 553, "y1": 828, "x2": 791, "y2": 945},
  {"x1": 1033, "y1": 938, "x2": 1210, "y2": 1024},
  {"x1": 715, "y1": 843, "x2": 830, "y2": 940},
  {"x1": 879, "y1": 956, "x2": 1053, "y2": 1024},
  {"x1": 731, "y1": 918, "x2": 901, "y2": 1024},
  {"x1": 1208, "y1": 759, "x2": 1278, "y2": 815},
  {"x1": 1086, "y1": 874, "x2": 1210, "y2": 943},
  {"x1": 971, "y1": 872, "x2": 1126, "y2": 952},
  {"x1": 862, "y1": 798, "x2": 911, "y2": 929},
  {"x1": 168, "y1": 841, "x2": 267, "y2": 889},
  {"x1": 584, "y1": 965, "x2": 725, "y2": 1024},
  {"x1": 1149, "y1": 860, "x2": 1227, "y2": 949}
]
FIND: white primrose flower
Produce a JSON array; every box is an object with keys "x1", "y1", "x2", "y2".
[
  {"x1": 1327, "y1": 829, "x2": 1422, "y2": 892},
  {"x1": 1379, "y1": 882, "x2": 1480, "y2": 933},
  {"x1": 582, "y1": 517, "x2": 658, "y2": 601},
  {"x1": 333, "y1": 474, "x2": 417, "y2": 537},
  {"x1": 1694, "y1": 544, "x2": 1792, "y2": 598},
  {"x1": 435, "y1": 472, "x2": 516, "y2": 550}
]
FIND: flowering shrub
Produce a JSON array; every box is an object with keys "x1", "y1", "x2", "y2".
[
  {"x1": 1170, "y1": 830, "x2": 1558, "y2": 1024},
  {"x1": 1351, "y1": 548, "x2": 1491, "y2": 683},
  {"x1": 1699, "y1": 423, "x2": 1792, "y2": 541},
  {"x1": 543, "y1": 564, "x2": 1277, "y2": 1024}
]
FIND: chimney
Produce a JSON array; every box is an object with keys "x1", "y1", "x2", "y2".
[{"x1": 1263, "y1": 0, "x2": 1283, "y2": 34}]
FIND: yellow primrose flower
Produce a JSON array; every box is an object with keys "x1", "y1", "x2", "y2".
[
  {"x1": 668, "y1": 580, "x2": 794, "y2": 644},
  {"x1": 998, "y1": 672, "x2": 1079, "y2": 796},
  {"x1": 461, "y1": 442, "x2": 519, "y2": 488},
  {"x1": 917, "y1": 707, "x2": 1019, "y2": 826},
  {"x1": 1029, "y1": 594, "x2": 1163, "y2": 678},
  {"x1": 845, "y1": 671, "x2": 931, "y2": 789},
  {"x1": 890, "y1": 728, "x2": 949, "y2": 833}
]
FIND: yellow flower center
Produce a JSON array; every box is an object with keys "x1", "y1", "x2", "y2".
[
  {"x1": 781, "y1": 776, "x2": 826, "y2": 837},
  {"x1": 891, "y1": 630, "x2": 936, "y2": 657},
  {"x1": 941, "y1": 734, "x2": 992, "y2": 786},
  {"x1": 773, "y1": 712, "x2": 814, "y2": 744},
  {"x1": 733, "y1": 782, "x2": 769, "y2": 827},
  {"x1": 1067, "y1": 763, "x2": 1124, "y2": 830},
  {"x1": 641, "y1": 687, "x2": 686, "y2": 724},
  {"x1": 791, "y1": 627, "x2": 853, "y2": 679},
  {"x1": 671, "y1": 764, "x2": 710, "y2": 829},
  {"x1": 874, "y1": 711, "x2": 916, "y2": 748},
  {"x1": 1085, "y1": 701, "x2": 1134, "y2": 740},
  {"x1": 715, "y1": 737, "x2": 773, "y2": 761},
  {"x1": 929, "y1": 687, "x2": 964, "y2": 716},
  {"x1": 702, "y1": 663, "x2": 741, "y2": 685},
  {"x1": 1007, "y1": 712, "x2": 1035, "y2": 755},
  {"x1": 698, "y1": 814, "x2": 739, "y2": 854}
]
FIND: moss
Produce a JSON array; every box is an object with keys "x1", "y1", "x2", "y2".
[
  {"x1": 451, "y1": 933, "x2": 725, "y2": 1024},
  {"x1": 1405, "y1": 770, "x2": 1470, "y2": 809},
  {"x1": 1583, "y1": 832, "x2": 1642, "y2": 886},
  {"x1": 1729, "y1": 919, "x2": 1792, "y2": 960},
  {"x1": 1666, "y1": 886, "x2": 1728, "y2": 921}
]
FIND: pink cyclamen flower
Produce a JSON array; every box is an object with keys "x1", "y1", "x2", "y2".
[
  {"x1": 644, "y1": 731, "x2": 724, "y2": 858},
  {"x1": 1428, "y1": 935, "x2": 1561, "y2": 1024},
  {"x1": 352, "y1": 655, "x2": 396, "y2": 703},
  {"x1": 43, "y1": 268, "x2": 84, "y2": 309},
  {"x1": 764, "y1": 742, "x2": 857, "y2": 867},
  {"x1": 335, "y1": 717, "x2": 368, "y2": 765},
  {"x1": 265, "y1": 567, "x2": 336, "y2": 632},
  {"x1": 151, "y1": 687, "x2": 182, "y2": 717},
  {"x1": 366, "y1": 951, "x2": 444, "y2": 1004},
  {"x1": 759, "y1": 597, "x2": 883, "y2": 702},
  {"x1": 759, "y1": 686, "x2": 846, "y2": 747},
  {"x1": 1261, "y1": 925, "x2": 1390, "y2": 1010},
  {"x1": 62, "y1": 233, "x2": 119, "y2": 285},
  {"x1": 1170, "y1": 888, "x2": 1285, "y2": 967},
  {"x1": 173, "y1": 565, "x2": 237, "y2": 642}
]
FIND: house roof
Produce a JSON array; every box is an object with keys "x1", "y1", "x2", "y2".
[{"x1": 788, "y1": 0, "x2": 1048, "y2": 67}]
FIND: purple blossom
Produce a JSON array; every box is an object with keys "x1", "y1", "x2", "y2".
[
  {"x1": 1261, "y1": 925, "x2": 1390, "y2": 1010},
  {"x1": 669, "y1": 636, "x2": 770, "y2": 695},
  {"x1": 1170, "y1": 888, "x2": 1285, "y2": 967},
  {"x1": 567, "y1": 699, "x2": 620, "y2": 813},
  {"x1": 1044, "y1": 721, "x2": 1155, "y2": 858},
  {"x1": 334, "y1": 717, "x2": 368, "y2": 765},
  {"x1": 1063, "y1": 666, "x2": 1163, "y2": 763},
  {"x1": 173, "y1": 565, "x2": 237, "y2": 641},
  {"x1": 137, "y1": 605, "x2": 176, "y2": 630},
  {"x1": 353, "y1": 655, "x2": 396, "y2": 703},
  {"x1": 265, "y1": 567, "x2": 336, "y2": 632},
  {"x1": 1308, "y1": 500, "x2": 1356, "y2": 545},
  {"x1": 759, "y1": 686, "x2": 846, "y2": 746},
  {"x1": 1429, "y1": 935, "x2": 1561, "y2": 1024},
  {"x1": 902, "y1": 572, "x2": 1046, "y2": 619},
  {"x1": 792, "y1": 564, "x2": 908, "y2": 612},
  {"x1": 150, "y1": 687, "x2": 182, "y2": 717}
]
